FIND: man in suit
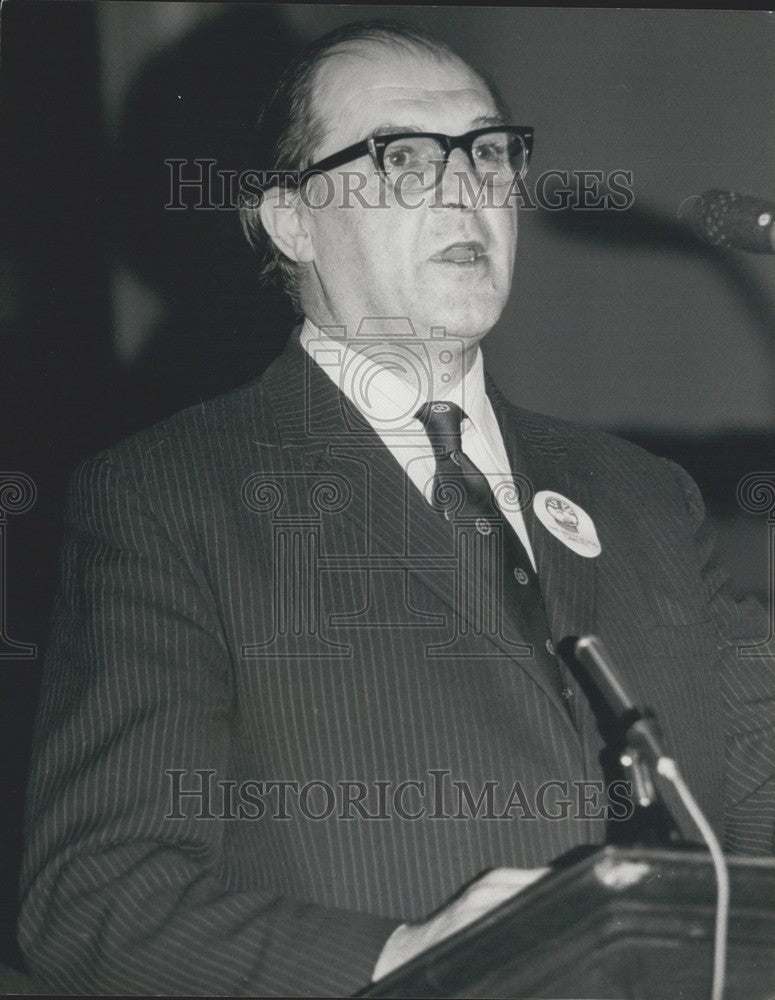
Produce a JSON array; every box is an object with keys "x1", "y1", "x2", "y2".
[{"x1": 19, "y1": 20, "x2": 775, "y2": 997}]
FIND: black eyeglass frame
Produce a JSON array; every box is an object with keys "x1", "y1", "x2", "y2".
[{"x1": 293, "y1": 125, "x2": 535, "y2": 190}]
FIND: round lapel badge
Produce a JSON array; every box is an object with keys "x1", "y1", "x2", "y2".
[{"x1": 533, "y1": 490, "x2": 601, "y2": 558}]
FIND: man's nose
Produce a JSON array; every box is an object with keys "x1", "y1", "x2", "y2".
[{"x1": 436, "y1": 146, "x2": 479, "y2": 209}]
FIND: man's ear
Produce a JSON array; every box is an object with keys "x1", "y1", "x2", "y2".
[{"x1": 258, "y1": 186, "x2": 314, "y2": 264}]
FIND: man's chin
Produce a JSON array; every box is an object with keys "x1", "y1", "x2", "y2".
[
  {"x1": 414, "y1": 284, "x2": 507, "y2": 342},
  {"x1": 417, "y1": 304, "x2": 504, "y2": 344}
]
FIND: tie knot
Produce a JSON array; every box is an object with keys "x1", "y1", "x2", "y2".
[{"x1": 415, "y1": 401, "x2": 465, "y2": 455}]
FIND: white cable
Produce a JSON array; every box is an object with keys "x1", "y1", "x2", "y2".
[{"x1": 656, "y1": 757, "x2": 729, "y2": 1000}]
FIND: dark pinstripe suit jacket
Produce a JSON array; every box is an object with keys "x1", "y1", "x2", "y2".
[{"x1": 19, "y1": 333, "x2": 775, "y2": 996}]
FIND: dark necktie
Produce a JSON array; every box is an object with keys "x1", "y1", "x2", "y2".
[{"x1": 415, "y1": 400, "x2": 567, "y2": 705}]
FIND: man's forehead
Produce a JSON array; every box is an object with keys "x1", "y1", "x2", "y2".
[
  {"x1": 312, "y1": 46, "x2": 498, "y2": 149},
  {"x1": 344, "y1": 83, "x2": 490, "y2": 109}
]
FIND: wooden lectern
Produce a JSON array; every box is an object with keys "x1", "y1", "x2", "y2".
[{"x1": 358, "y1": 845, "x2": 775, "y2": 999}]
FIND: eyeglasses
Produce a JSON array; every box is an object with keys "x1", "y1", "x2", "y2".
[{"x1": 297, "y1": 126, "x2": 534, "y2": 193}]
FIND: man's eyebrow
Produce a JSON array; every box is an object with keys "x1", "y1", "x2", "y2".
[
  {"x1": 472, "y1": 113, "x2": 510, "y2": 127},
  {"x1": 367, "y1": 114, "x2": 510, "y2": 140},
  {"x1": 368, "y1": 123, "x2": 425, "y2": 138}
]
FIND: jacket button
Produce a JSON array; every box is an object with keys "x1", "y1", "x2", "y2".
[
  {"x1": 513, "y1": 567, "x2": 529, "y2": 585},
  {"x1": 545, "y1": 638, "x2": 555, "y2": 655}
]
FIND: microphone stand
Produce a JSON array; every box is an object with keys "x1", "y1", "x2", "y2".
[{"x1": 574, "y1": 635, "x2": 730, "y2": 1000}]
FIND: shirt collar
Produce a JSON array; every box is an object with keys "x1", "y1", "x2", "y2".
[{"x1": 300, "y1": 317, "x2": 489, "y2": 437}]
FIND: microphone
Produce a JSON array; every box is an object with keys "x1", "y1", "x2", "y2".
[
  {"x1": 678, "y1": 189, "x2": 775, "y2": 253},
  {"x1": 573, "y1": 635, "x2": 667, "y2": 803}
]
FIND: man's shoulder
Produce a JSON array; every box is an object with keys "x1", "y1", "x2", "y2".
[
  {"x1": 69, "y1": 345, "x2": 310, "y2": 515},
  {"x1": 495, "y1": 392, "x2": 673, "y2": 478},
  {"x1": 94, "y1": 379, "x2": 268, "y2": 473},
  {"x1": 89, "y1": 345, "x2": 303, "y2": 476},
  {"x1": 495, "y1": 397, "x2": 696, "y2": 525}
]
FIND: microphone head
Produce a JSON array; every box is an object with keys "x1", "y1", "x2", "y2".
[
  {"x1": 678, "y1": 189, "x2": 775, "y2": 253},
  {"x1": 573, "y1": 634, "x2": 636, "y2": 718}
]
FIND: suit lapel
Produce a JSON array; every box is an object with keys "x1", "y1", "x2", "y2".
[
  {"x1": 487, "y1": 380, "x2": 602, "y2": 745},
  {"x1": 486, "y1": 378, "x2": 599, "y2": 645},
  {"x1": 263, "y1": 331, "x2": 455, "y2": 563},
  {"x1": 260, "y1": 330, "x2": 458, "y2": 602}
]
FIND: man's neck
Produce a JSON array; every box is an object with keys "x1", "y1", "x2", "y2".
[{"x1": 303, "y1": 314, "x2": 482, "y2": 398}]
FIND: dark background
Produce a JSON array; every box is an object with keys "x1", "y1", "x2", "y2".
[{"x1": 1, "y1": 2, "x2": 773, "y2": 978}]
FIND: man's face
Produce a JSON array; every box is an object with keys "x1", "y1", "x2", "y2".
[{"x1": 299, "y1": 44, "x2": 518, "y2": 344}]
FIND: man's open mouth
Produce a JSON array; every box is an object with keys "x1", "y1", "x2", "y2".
[{"x1": 431, "y1": 242, "x2": 486, "y2": 264}]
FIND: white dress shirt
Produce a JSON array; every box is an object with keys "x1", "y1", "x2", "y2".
[{"x1": 300, "y1": 318, "x2": 536, "y2": 569}]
